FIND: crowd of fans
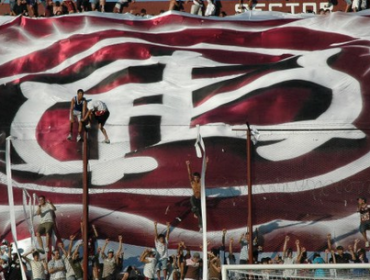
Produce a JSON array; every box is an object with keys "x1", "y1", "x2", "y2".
[
  {"x1": 0, "y1": 195, "x2": 369, "y2": 280},
  {"x1": 0, "y1": 228, "x2": 369, "y2": 280},
  {"x1": 0, "y1": 0, "x2": 369, "y2": 17}
]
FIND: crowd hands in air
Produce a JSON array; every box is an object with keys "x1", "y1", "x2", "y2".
[
  {"x1": 1, "y1": 197, "x2": 370, "y2": 280},
  {"x1": 0, "y1": 0, "x2": 368, "y2": 17},
  {"x1": 1, "y1": 224, "x2": 370, "y2": 280}
]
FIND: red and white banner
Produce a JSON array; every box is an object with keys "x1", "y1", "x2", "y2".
[{"x1": 1, "y1": 11, "x2": 370, "y2": 251}]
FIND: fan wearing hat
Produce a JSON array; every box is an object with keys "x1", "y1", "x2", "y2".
[
  {"x1": 139, "y1": 248, "x2": 157, "y2": 280},
  {"x1": 335, "y1": 245, "x2": 352, "y2": 263},
  {"x1": 357, "y1": 197, "x2": 370, "y2": 248},
  {"x1": 326, "y1": 234, "x2": 352, "y2": 265},
  {"x1": 101, "y1": 239, "x2": 119, "y2": 280}
]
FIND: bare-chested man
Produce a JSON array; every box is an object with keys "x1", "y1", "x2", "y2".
[{"x1": 185, "y1": 158, "x2": 208, "y2": 232}]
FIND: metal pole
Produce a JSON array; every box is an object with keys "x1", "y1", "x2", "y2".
[
  {"x1": 82, "y1": 130, "x2": 89, "y2": 280},
  {"x1": 201, "y1": 153, "x2": 207, "y2": 280},
  {"x1": 246, "y1": 123, "x2": 253, "y2": 264}
]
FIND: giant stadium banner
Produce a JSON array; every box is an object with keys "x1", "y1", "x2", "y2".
[
  {"x1": 0, "y1": 0, "x2": 353, "y2": 16},
  {"x1": 1, "y1": 11, "x2": 370, "y2": 253}
]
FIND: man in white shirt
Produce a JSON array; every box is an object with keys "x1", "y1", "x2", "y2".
[
  {"x1": 36, "y1": 195, "x2": 56, "y2": 254},
  {"x1": 239, "y1": 233, "x2": 249, "y2": 264},
  {"x1": 82, "y1": 100, "x2": 110, "y2": 144},
  {"x1": 154, "y1": 222, "x2": 170, "y2": 280},
  {"x1": 23, "y1": 250, "x2": 47, "y2": 280},
  {"x1": 282, "y1": 236, "x2": 300, "y2": 278},
  {"x1": 48, "y1": 249, "x2": 66, "y2": 280}
]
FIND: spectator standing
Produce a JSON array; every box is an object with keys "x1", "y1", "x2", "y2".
[
  {"x1": 53, "y1": 1, "x2": 63, "y2": 14},
  {"x1": 80, "y1": 222, "x2": 100, "y2": 280},
  {"x1": 48, "y1": 249, "x2": 66, "y2": 280},
  {"x1": 12, "y1": 0, "x2": 27, "y2": 15},
  {"x1": 0, "y1": 258, "x2": 6, "y2": 280},
  {"x1": 62, "y1": 0, "x2": 77, "y2": 13},
  {"x1": 282, "y1": 236, "x2": 300, "y2": 278},
  {"x1": 68, "y1": 89, "x2": 86, "y2": 142},
  {"x1": 226, "y1": 236, "x2": 235, "y2": 265},
  {"x1": 186, "y1": 0, "x2": 203, "y2": 15},
  {"x1": 352, "y1": 0, "x2": 367, "y2": 11},
  {"x1": 7, "y1": 0, "x2": 16, "y2": 14},
  {"x1": 7, "y1": 251, "x2": 26, "y2": 280},
  {"x1": 177, "y1": 242, "x2": 190, "y2": 280},
  {"x1": 181, "y1": 252, "x2": 201, "y2": 280},
  {"x1": 154, "y1": 221, "x2": 170, "y2": 280},
  {"x1": 208, "y1": 249, "x2": 221, "y2": 280},
  {"x1": 71, "y1": 246, "x2": 83, "y2": 280},
  {"x1": 115, "y1": 235, "x2": 124, "y2": 280},
  {"x1": 26, "y1": 0, "x2": 38, "y2": 16},
  {"x1": 312, "y1": 253, "x2": 325, "y2": 278},
  {"x1": 82, "y1": 100, "x2": 110, "y2": 144},
  {"x1": 0, "y1": 241, "x2": 9, "y2": 267},
  {"x1": 101, "y1": 239, "x2": 119, "y2": 280},
  {"x1": 139, "y1": 249, "x2": 157, "y2": 280},
  {"x1": 36, "y1": 195, "x2": 56, "y2": 254},
  {"x1": 44, "y1": 0, "x2": 54, "y2": 16},
  {"x1": 238, "y1": 232, "x2": 250, "y2": 264},
  {"x1": 344, "y1": 0, "x2": 352, "y2": 12},
  {"x1": 327, "y1": 234, "x2": 352, "y2": 277},
  {"x1": 352, "y1": 239, "x2": 368, "y2": 277},
  {"x1": 204, "y1": 0, "x2": 215, "y2": 16},
  {"x1": 357, "y1": 197, "x2": 370, "y2": 247},
  {"x1": 58, "y1": 237, "x2": 80, "y2": 280},
  {"x1": 23, "y1": 250, "x2": 47, "y2": 280},
  {"x1": 327, "y1": 234, "x2": 351, "y2": 264}
]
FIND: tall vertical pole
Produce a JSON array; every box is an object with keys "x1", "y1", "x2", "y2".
[
  {"x1": 195, "y1": 125, "x2": 208, "y2": 280},
  {"x1": 82, "y1": 130, "x2": 89, "y2": 280},
  {"x1": 246, "y1": 123, "x2": 253, "y2": 264},
  {"x1": 201, "y1": 154, "x2": 207, "y2": 280}
]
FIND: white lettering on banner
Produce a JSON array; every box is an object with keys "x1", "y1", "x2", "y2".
[
  {"x1": 303, "y1": 2, "x2": 317, "y2": 13},
  {"x1": 286, "y1": 3, "x2": 299, "y2": 14},
  {"x1": 254, "y1": 3, "x2": 265, "y2": 11},
  {"x1": 234, "y1": 1, "x2": 331, "y2": 13},
  {"x1": 269, "y1": 3, "x2": 283, "y2": 11},
  {"x1": 8, "y1": 47, "x2": 366, "y2": 193}
]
